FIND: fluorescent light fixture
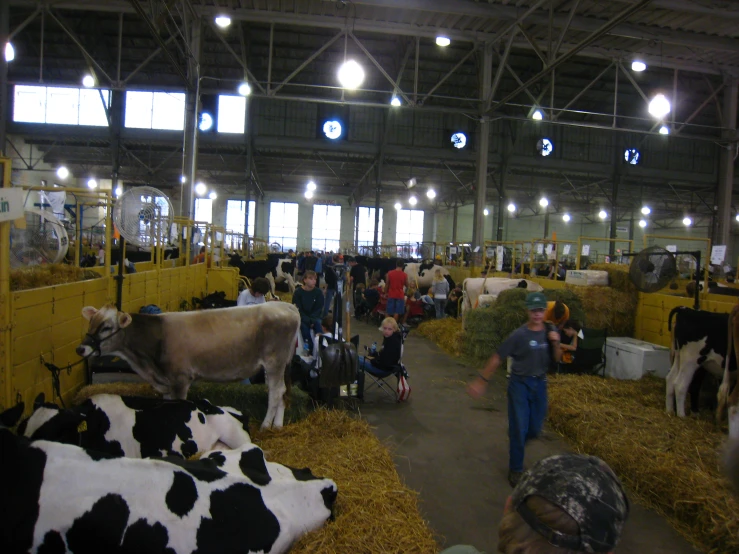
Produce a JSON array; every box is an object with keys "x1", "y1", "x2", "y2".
[
  {"x1": 5, "y1": 42, "x2": 14, "y2": 62},
  {"x1": 562, "y1": 213, "x2": 571, "y2": 222},
  {"x1": 639, "y1": 219, "x2": 647, "y2": 228},
  {"x1": 507, "y1": 202, "x2": 516, "y2": 213},
  {"x1": 208, "y1": 191, "x2": 217, "y2": 200},
  {"x1": 390, "y1": 96, "x2": 401, "y2": 107},
  {"x1": 436, "y1": 36, "x2": 451, "y2": 47},
  {"x1": 408, "y1": 177, "x2": 417, "y2": 188},
  {"x1": 180, "y1": 175, "x2": 187, "y2": 184},
  {"x1": 56, "y1": 166, "x2": 69, "y2": 180},
  {"x1": 683, "y1": 217, "x2": 692, "y2": 226},
  {"x1": 659, "y1": 125, "x2": 669, "y2": 135},
  {"x1": 532, "y1": 109, "x2": 543, "y2": 121},
  {"x1": 115, "y1": 186, "x2": 122, "y2": 197},
  {"x1": 483, "y1": 208, "x2": 489, "y2": 216},
  {"x1": 195, "y1": 182, "x2": 207, "y2": 196},
  {"x1": 641, "y1": 206, "x2": 651, "y2": 215},
  {"x1": 394, "y1": 202, "x2": 402, "y2": 210},
  {"x1": 304, "y1": 190, "x2": 314, "y2": 200},
  {"x1": 648, "y1": 93, "x2": 671, "y2": 119},
  {"x1": 632, "y1": 60, "x2": 647, "y2": 72},
  {"x1": 337, "y1": 60, "x2": 365, "y2": 90},
  {"x1": 426, "y1": 189, "x2": 436, "y2": 199},
  {"x1": 539, "y1": 197, "x2": 549, "y2": 208},
  {"x1": 82, "y1": 75, "x2": 94, "y2": 88},
  {"x1": 598, "y1": 210, "x2": 607, "y2": 220},
  {"x1": 87, "y1": 178, "x2": 97, "y2": 189},
  {"x1": 238, "y1": 82, "x2": 251, "y2": 96},
  {"x1": 409, "y1": 196, "x2": 418, "y2": 206},
  {"x1": 307, "y1": 181, "x2": 317, "y2": 191},
  {"x1": 215, "y1": 16, "x2": 231, "y2": 28}
]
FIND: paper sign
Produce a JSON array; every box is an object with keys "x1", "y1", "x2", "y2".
[
  {"x1": 473, "y1": 246, "x2": 481, "y2": 253},
  {"x1": 496, "y1": 246, "x2": 504, "y2": 271},
  {"x1": 581, "y1": 245, "x2": 590, "y2": 256},
  {"x1": 545, "y1": 244, "x2": 555, "y2": 260},
  {"x1": 563, "y1": 244, "x2": 571, "y2": 255},
  {"x1": 450, "y1": 247, "x2": 457, "y2": 254},
  {"x1": 486, "y1": 248, "x2": 495, "y2": 258},
  {"x1": 711, "y1": 245, "x2": 727, "y2": 265},
  {"x1": 536, "y1": 243, "x2": 544, "y2": 255},
  {"x1": 724, "y1": 264, "x2": 732, "y2": 274},
  {"x1": 0, "y1": 188, "x2": 25, "y2": 223},
  {"x1": 666, "y1": 245, "x2": 677, "y2": 253}
]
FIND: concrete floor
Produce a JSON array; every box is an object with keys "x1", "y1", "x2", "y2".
[{"x1": 351, "y1": 319, "x2": 701, "y2": 554}]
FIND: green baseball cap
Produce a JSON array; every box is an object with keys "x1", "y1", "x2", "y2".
[{"x1": 525, "y1": 292, "x2": 547, "y2": 310}]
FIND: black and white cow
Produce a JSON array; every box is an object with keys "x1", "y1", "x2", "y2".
[
  {"x1": 1, "y1": 402, "x2": 337, "y2": 554},
  {"x1": 667, "y1": 307, "x2": 736, "y2": 418},
  {"x1": 18, "y1": 394, "x2": 252, "y2": 459}
]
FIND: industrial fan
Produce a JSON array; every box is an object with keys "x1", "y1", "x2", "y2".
[
  {"x1": 9, "y1": 208, "x2": 69, "y2": 267},
  {"x1": 113, "y1": 186, "x2": 174, "y2": 247},
  {"x1": 270, "y1": 242, "x2": 282, "y2": 253},
  {"x1": 627, "y1": 245, "x2": 701, "y2": 309}
]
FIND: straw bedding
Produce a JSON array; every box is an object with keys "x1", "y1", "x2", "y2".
[
  {"x1": 417, "y1": 318, "x2": 465, "y2": 357},
  {"x1": 11, "y1": 264, "x2": 101, "y2": 291},
  {"x1": 254, "y1": 409, "x2": 440, "y2": 554},
  {"x1": 548, "y1": 375, "x2": 739, "y2": 553}
]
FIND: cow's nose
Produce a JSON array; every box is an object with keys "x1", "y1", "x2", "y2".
[{"x1": 76, "y1": 345, "x2": 86, "y2": 356}]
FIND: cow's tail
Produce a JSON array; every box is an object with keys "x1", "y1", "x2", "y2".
[
  {"x1": 718, "y1": 305, "x2": 739, "y2": 423},
  {"x1": 284, "y1": 326, "x2": 302, "y2": 408}
]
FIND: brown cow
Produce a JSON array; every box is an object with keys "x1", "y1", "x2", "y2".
[{"x1": 76, "y1": 302, "x2": 301, "y2": 429}]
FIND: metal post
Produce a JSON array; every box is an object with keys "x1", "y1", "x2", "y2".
[
  {"x1": 610, "y1": 172, "x2": 620, "y2": 256},
  {"x1": 452, "y1": 204, "x2": 458, "y2": 244},
  {"x1": 544, "y1": 211, "x2": 550, "y2": 238},
  {"x1": 244, "y1": 96, "x2": 252, "y2": 237},
  {"x1": 474, "y1": 43, "x2": 493, "y2": 249},
  {"x1": 182, "y1": 18, "x2": 202, "y2": 218},
  {"x1": 715, "y1": 77, "x2": 738, "y2": 252},
  {"x1": 0, "y1": 1, "x2": 8, "y2": 154}
]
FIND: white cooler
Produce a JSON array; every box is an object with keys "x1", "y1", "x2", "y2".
[{"x1": 605, "y1": 338, "x2": 671, "y2": 380}]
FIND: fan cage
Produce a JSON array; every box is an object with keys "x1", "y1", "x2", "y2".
[{"x1": 113, "y1": 188, "x2": 173, "y2": 247}]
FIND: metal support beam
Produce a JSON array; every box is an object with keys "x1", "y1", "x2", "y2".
[
  {"x1": 208, "y1": 20, "x2": 265, "y2": 94},
  {"x1": 109, "y1": 88, "x2": 123, "y2": 207},
  {"x1": 421, "y1": 45, "x2": 478, "y2": 104},
  {"x1": 486, "y1": 31, "x2": 517, "y2": 111},
  {"x1": 0, "y1": 1, "x2": 8, "y2": 155},
  {"x1": 676, "y1": 83, "x2": 725, "y2": 135},
  {"x1": 473, "y1": 43, "x2": 493, "y2": 249},
  {"x1": 610, "y1": 172, "x2": 620, "y2": 256},
  {"x1": 553, "y1": 0, "x2": 582, "y2": 58},
  {"x1": 452, "y1": 204, "x2": 458, "y2": 243},
  {"x1": 517, "y1": 24, "x2": 547, "y2": 65},
  {"x1": 618, "y1": 62, "x2": 650, "y2": 104},
  {"x1": 8, "y1": 6, "x2": 39, "y2": 41},
  {"x1": 271, "y1": 30, "x2": 343, "y2": 96},
  {"x1": 123, "y1": 35, "x2": 177, "y2": 85},
  {"x1": 714, "y1": 78, "x2": 738, "y2": 252},
  {"x1": 413, "y1": 36, "x2": 420, "y2": 105},
  {"x1": 350, "y1": 32, "x2": 411, "y2": 105},
  {"x1": 267, "y1": 23, "x2": 274, "y2": 93},
  {"x1": 181, "y1": 16, "x2": 202, "y2": 218},
  {"x1": 553, "y1": 62, "x2": 613, "y2": 121}
]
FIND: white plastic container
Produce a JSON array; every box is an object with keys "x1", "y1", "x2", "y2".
[
  {"x1": 605, "y1": 337, "x2": 671, "y2": 380},
  {"x1": 565, "y1": 270, "x2": 609, "y2": 286}
]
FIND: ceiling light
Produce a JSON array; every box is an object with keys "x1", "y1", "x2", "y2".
[
  {"x1": 238, "y1": 82, "x2": 251, "y2": 96},
  {"x1": 215, "y1": 16, "x2": 231, "y2": 28},
  {"x1": 736, "y1": 214, "x2": 739, "y2": 222},
  {"x1": 426, "y1": 189, "x2": 436, "y2": 199},
  {"x1": 5, "y1": 42, "x2": 14, "y2": 62},
  {"x1": 180, "y1": 175, "x2": 187, "y2": 184},
  {"x1": 483, "y1": 208, "x2": 489, "y2": 216},
  {"x1": 390, "y1": 96, "x2": 401, "y2": 107},
  {"x1": 532, "y1": 109, "x2": 543, "y2": 121},
  {"x1": 683, "y1": 217, "x2": 692, "y2": 226},
  {"x1": 208, "y1": 191, "x2": 217, "y2": 200},
  {"x1": 199, "y1": 112, "x2": 213, "y2": 131},
  {"x1": 648, "y1": 93, "x2": 671, "y2": 119},
  {"x1": 87, "y1": 178, "x2": 97, "y2": 189},
  {"x1": 436, "y1": 36, "x2": 451, "y2": 47},
  {"x1": 115, "y1": 186, "x2": 122, "y2": 197},
  {"x1": 562, "y1": 213, "x2": 571, "y2": 222},
  {"x1": 598, "y1": 210, "x2": 607, "y2": 220},
  {"x1": 408, "y1": 177, "x2": 417, "y2": 188},
  {"x1": 195, "y1": 182, "x2": 207, "y2": 196},
  {"x1": 641, "y1": 206, "x2": 651, "y2": 215},
  {"x1": 322, "y1": 120, "x2": 342, "y2": 140},
  {"x1": 507, "y1": 202, "x2": 516, "y2": 213},
  {"x1": 451, "y1": 132, "x2": 467, "y2": 149},
  {"x1": 539, "y1": 197, "x2": 549, "y2": 208},
  {"x1": 305, "y1": 190, "x2": 314, "y2": 200},
  {"x1": 337, "y1": 60, "x2": 365, "y2": 90},
  {"x1": 659, "y1": 125, "x2": 669, "y2": 135},
  {"x1": 82, "y1": 74, "x2": 94, "y2": 88},
  {"x1": 56, "y1": 166, "x2": 69, "y2": 180},
  {"x1": 631, "y1": 60, "x2": 647, "y2": 72},
  {"x1": 394, "y1": 202, "x2": 402, "y2": 210},
  {"x1": 639, "y1": 219, "x2": 647, "y2": 228},
  {"x1": 307, "y1": 181, "x2": 317, "y2": 191},
  {"x1": 409, "y1": 196, "x2": 418, "y2": 206}
]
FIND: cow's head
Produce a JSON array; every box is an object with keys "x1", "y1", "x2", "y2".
[{"x1": 76, "y1": 304, "x2": 132, "y2": 358}]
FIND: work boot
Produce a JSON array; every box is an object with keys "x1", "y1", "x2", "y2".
[{"x1": 508, "y1": 470, "x2": 524, "y2": 488}]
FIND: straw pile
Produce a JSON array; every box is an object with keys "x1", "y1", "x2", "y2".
[
  {"x1": 417, "y1": 318, "x2": 465, "y2": 357},
  {"x1": 588, "y1": 263, "x2": 635, "y2": 293},
  {"x1": 10, "y1": 263, "x2": 101, "y2": 291},
  {"x1": 565, "y1": 284, "x2": 638, "y2": 336},
  {"x1": 548, "y1": 375, "x2": 739, "y2": 553},
  {"x1": 275, "y1": 291, "x2": 293, "y2": 303},
  {"x1": 253, "y1": 409, "x2": 439, "y2": 553},
  {"x1": 74, "y1": 382, "x2": 312, "y2": 424}
]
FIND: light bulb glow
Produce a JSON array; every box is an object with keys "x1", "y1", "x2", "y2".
[
  {"x1": 408, "y1": 177, "x2": 416, "y2": 188},
  {"x1": 639, "y1": 219, "x2": 647, "y2": 228},
  {"x1": 483, "y1": 209, "x2": 489, "y2": 216},
  {"x1": 307, "y1": 181, "x2": 317, "y2": 191},
  {"x1": 5, "y1": 42, "x2": 14, "y2": 62},
  {"x1": 598, "y1": 210, "x2": 607, "y2": 220},
  {"x1": 215, "y1": 16, "x2": 231, "y2": 28},
  {"x1": 563, "y1": 213, "x2": 571, "y2": 222},
  {"x1": 532, "y1": 109, "x2": 543, "y2": 121},
  {"x1": 82, "y1": 75, "x2": 94, "y2": 88},
  {"x1": 195, "y1": 182, "x2": 207, "y2": 196},
  {"x1": 659, "y1": 125, "x2": 669, "y2": 135},
  {"x1": 390, "y1": 96, "x2": 401, "y2": 107},
  {"x1": 641, "y1": 206, "x2": 651, "y2": 215},
  {"x1": 507, "y1": 203, "x2": 516, "y2": 213},
  {"x1": 394, "y1": 202, "x2": 402, "y2": 210},
  {"x1": 426, "y1": 189, "x2": 436, "y2": 199},
  {"x1": 409, "y1": 196, "x2": 418, "y2": 206},
  {"x1": 337, "y1": 60, "x2": 365, "y2": 90},
  {"x1": 736, "y1": 214, "x2": 739, "y2": 222},
  {"x1": 180, "y1": 175, "x2": 187, "y2": 184},
  {"x1": 199, "y1": 112, "x2": 213, "y2": 131},
  {"x1": 322, "y1": 120, "x2": 342, "y2": 139},
  {"x1": 56, "y1": 166, "x2": 69, "y2": 180},
  {"x1": 304, "y1": 190, "x2": 314, "y2": 199},
  {"x1": 436, "y1": 36, "x2": 451, "y2": 47},
  {"x1": 208, "y1": 191, "x2": 217, "y2": 200},
  {"x1": 683, "y1": 217, "x2": 692, "y2": 226},
  {"x1": 451, "y1": 132, "x2": 467, "y2": 149},
  {"x1": 87, "y1": 178, "x2": 97, "y2": 189},
  {"x1": 238, "y1": 82, "x2": 251, "y2": 96},
  {"x1": 115, "y1": 186, "x2": 122, "y2": 197},
  {"x1": 648, "y1": 93, "x2": 671, "y2": 119},
  {"x1": 632, "y1": 60, "x2": 646, "y2": 72},
  {"x1": 539, "y1": 197, "x2": 549, "y2": 208}
]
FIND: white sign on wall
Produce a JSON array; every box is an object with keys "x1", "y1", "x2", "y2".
[
  {"x1": 486, "y1": 248, "x2": 495, "y2": 258},
  {"x1": 545, "y1": 244, "x2": 555, "y2": 260},
  {"x1": 581, "y1": 244, "x2": 590, "y2": 256},
  {"x1": 711, "y1": 245, "x2": 727, "y2": 265},
  {"x1": 666, "y1": 245, "x2": 677, "y2": 253},
  {"x1": 536, "y1": 243, "x2": 544, "y2": 255},
  {"x1": 563, "y1": 244, "x2": 571, "y2": 255},
  {"x1": 0, "y1": 188, "x2": 25, "y2": 223},
  {"x1": 496, "y1": 245, "x2": 504, "y2": 271}
]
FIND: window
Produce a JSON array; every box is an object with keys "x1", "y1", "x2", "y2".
[
  {"x1": 13, "y1": 85, "x2": 109, "y2": 126},
  {"x1": 194, "y1": 198, "x2": 213, "y2": 236},
  {"x1": 218, "y1": 95, "x2": 246, "y2": 134},
  {"x1": 396, "y1": 209, "x2": 424, "y2": 246},
  {"x1": 269, "y1": 202, "x2": 299, "y2": 251},
  {"x1": 312, "y1": 205, "x2": 341, "y2": 252},
  {"x1": 356, "y1": 207, "x2": 383, "y2": 246},
  {"x1": 125, "y1": 91, "x2": 185, "y2": 130},
  {"x1": 226, "y1": 200, "x2": 255, "y2": 237}
]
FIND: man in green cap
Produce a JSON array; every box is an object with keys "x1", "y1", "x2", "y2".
[{"x1": 467, "y1": 291, "x2": 561, "y2": 487}]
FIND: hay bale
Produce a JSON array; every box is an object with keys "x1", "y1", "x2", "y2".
[
  {"x1": 417, "y1": 318, "x2": 464, "y2": 357},
  {"x1": 548, "y1": 375, "x2": 739, "y2": 553},
  {"x1": 74, "y1": 382, "x2": 311, "y2": 425},
  {"x1": 588, "y1": 263, "x2": 635, "y2": 293},
  {"x1": 254, "y1": 409, "x2": 439, "y2": 553},
  {"x1": 10, "y1": 264, "x2": 101, "y2": 291},
  {"x1": 566, "y1": 284, "x2": 637, "y2": 336},
  {"x1": 463, "y1": 289, "x2": 528, "y2": 363}
]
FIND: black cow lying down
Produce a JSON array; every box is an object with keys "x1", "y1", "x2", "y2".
[
  {"x1": 18, "y1": 393, "x2": 252, "y2": 459},
  {"x1": 1, "y1": 402, "x2": 338, "y2": 554}
]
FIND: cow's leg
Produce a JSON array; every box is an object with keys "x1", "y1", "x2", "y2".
[
  {"x1": 262, "y1": 362, "x2": 287, "y2": 429},
  {"x1": 165, "y1": 375, "x2": 192, "y2": 400},
  {"x1": 665, "y1": 364, "x2": 678, "y2": 415},
  {"x1": 673, "y1": 362, "x2": 699, "y2": 418}
]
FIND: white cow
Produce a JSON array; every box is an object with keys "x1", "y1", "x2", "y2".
[
  {"x1": 462, "y1": 278, "x2": 543, "y2": 314},
  {"x1": 404, "y1": 262, "x2": 450, "y2": 288}
]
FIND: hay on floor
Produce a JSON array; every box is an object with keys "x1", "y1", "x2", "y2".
[
  {"x1": 11, "y1": 264, "x2": 101, "y2": 291},
  {"x1": 74, "y1": 382, "x2": 312, "y2": 425},
  {"x1": 416, "y1": 318, "x2": 465, "y2": 357},
  {"x1": 548, "y1": 375, "x2": 739, "y2": 553},
  {"x1": 254, "y1": 409, "x2": 439, "y2": 554}
]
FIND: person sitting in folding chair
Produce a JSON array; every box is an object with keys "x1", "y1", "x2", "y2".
[
  {"x1": 558, "y1": 320, "x2": 581, "y2": 366},
  {"x1": 357, "y1": 317, "x2": 405, "y2": 400}
]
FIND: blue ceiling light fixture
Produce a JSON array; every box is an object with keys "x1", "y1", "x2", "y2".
[
  {"x1": 199, "y1": 112, "x2": 213, "y2": 132},
  {"x1": 537, "y1": 138, "x2": 554, "y2": 157},
  {"x1": 323, "y1": 120, "x2": 342, "y2": 140},
  {"x1": 624, "y1": 148, "x2": 640, "y2": 165},
  {"x1": 451, "y1": 132, "x2": 467, "y2": 149}
]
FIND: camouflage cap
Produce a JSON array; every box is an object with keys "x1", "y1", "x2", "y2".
[{"x1": 511, "y1": 454, "x2": 630, "y2": 553}]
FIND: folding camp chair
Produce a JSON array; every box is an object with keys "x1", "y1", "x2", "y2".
[
  {"x1": 558, "y1": 327, "x2": 607, "y2": 376},
  {"x1": 358, "y1": 331, "x2": 409, "y2": 401}
]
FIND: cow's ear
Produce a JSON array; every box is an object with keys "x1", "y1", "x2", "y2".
[
  {"x1": 33, "y1": 393, "x2": 45, "y2": 410},
  {"x1": 81, "y1": 306, "x2": 98, "y2": 321},
  {"x1": 118, "y1": 312, "x2": 133, "y2": 328}
]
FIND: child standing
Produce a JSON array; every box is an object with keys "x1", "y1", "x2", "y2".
[
  {"x1": 292, "y1": 270, "x2": 324, "y2": 353},
  {"x1": 466, "y1": 292, "x2": 561, "y2": 487},
  {"x1": 429, "y1": 268, "x2": 450, "y2": 319}
]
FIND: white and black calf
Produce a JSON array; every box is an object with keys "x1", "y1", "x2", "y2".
[
  {"x1": 18, "y1": 394, "x2": 251, "y2": 459},
  {"x1": 667, "y1": 307, "x2": 735, "y2": 418},
  {"x1": 1, "y1": 403, "x2": 337, "y2": 554}
]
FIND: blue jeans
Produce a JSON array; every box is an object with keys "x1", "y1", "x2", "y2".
[
  {"x1": 300, "y1": 320, "x2": 323, "y2": 352},
  {"x1": 324, "y1": 288, "x2": 336, "y2": 317},
  {"x1": 508, "y1": 374, "x2": 548, "y2": 472},
  {"x1": 357, "y1": 355, "x2": 375, "y2": 372},
  {"x1": 387, "y1": 297, "x2": 405, "y2": 315},
  {"x1": 434, "y1": 298, "x2": 447, "y2": 319}
]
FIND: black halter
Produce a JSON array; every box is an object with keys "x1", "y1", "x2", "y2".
[{"x1": 85, "y1": 326, "x2": 124, "y2": 354}]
